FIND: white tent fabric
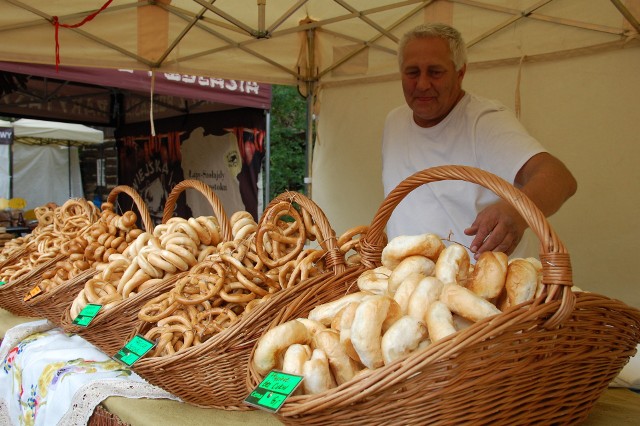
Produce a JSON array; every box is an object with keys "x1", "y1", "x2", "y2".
[
  {"x1": 0, "y1": 1, "x2": 638, "y2": 305},
  {"x1": 12, "y1": 118, "x2": 104, "y2": 145},
  {"x1": 0, "y1": 118, "x2": 104, "y2": 209},
  {"x1": 12, "y1": 143, "x2": 84, "y2": 208}
]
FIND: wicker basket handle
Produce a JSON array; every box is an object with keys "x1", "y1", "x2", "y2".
[
  {"x1": 361, "y1": 165, "x2": 574, "y2": 329},
  {"x1": 161, "y1": 179, "x2": 233, "y2": 241},
  {"x1": 257, "y1": 191, "x2": 346, "y2": 274},
  {"x1": 106, "y1": 185, "x2": 154, "y2": 233}
]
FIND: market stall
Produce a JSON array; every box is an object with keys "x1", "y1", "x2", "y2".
[{"x1": 0, "y1": 2, "x2": 639, "y2": 425}]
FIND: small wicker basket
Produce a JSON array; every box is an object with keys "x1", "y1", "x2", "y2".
[
  {"x1": 59, "y1": 179, "x2": 233, "y2": 356},
  {"x1": 130, "y1": 191, "x2": 347, "y2": 409},
  {"x1": 246, "y1": 165, "x2": 640, "y2": 425},
  {"x1": 25, "y1": 185, "x2": 154, "y2": 327}
]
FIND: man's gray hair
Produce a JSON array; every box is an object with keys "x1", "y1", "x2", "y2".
[{"x1": 398, "y1": 23, "x2": 468, "y2": 71}]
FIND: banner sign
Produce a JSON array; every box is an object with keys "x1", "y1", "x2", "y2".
[{"x1": 0, "y1": 127, "x2": 13, "y2": 145}]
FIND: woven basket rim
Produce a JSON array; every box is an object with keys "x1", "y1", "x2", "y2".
[
  {"x1": 106, "y1": 185, "x2": 154, "y2": 233},
  {"x1": 161, "y1": 179, "x2": 233, "y2": 241}
]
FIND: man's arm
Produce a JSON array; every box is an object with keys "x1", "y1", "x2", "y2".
[{"x1": 464, "y1": 152, "x2": 577, "y2": 258}]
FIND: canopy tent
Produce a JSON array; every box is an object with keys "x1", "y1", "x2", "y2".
[
  {"x1": 0, "y1": 61, "x2": 271, "y2": 127},
  {"x1": 0, "y1": 118, "x2": 104, "y2": 209},
  {"x1": 0, "y1": 1, "x2": 638, "y2": 306}
]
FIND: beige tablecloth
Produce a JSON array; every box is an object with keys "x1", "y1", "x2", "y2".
[{"x1": 2, "y1": 308, "x2": 639, "y2": 426}]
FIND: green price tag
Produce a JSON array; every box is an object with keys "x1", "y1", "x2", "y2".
[
  {"x1": 72, "y1": 304, "x2": 102, "y2": 327},
  {"x1": 0, "y1": 281, "x2": 5, "y2": 287},
  {"x1": 244, "y1": 371, "x2": 303, "y2": 413},
  {"x1": 113, "y1": 335, "x2": 156, "y2": 367}
]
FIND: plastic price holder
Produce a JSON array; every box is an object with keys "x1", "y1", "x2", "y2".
[
  {"x1": 244, "y1": 370, "x2": 304, "y2": 413},
  {"x1": 113, "y1": 335, "x2": 156, "y2": 367},
  {"x1": 23, "y1": 285, "x2": 42, "y2": 302},
  {"x1": 72, "y1": 304, "x2": 102, "y2": 327},
  {"x1": 0, "y1": 281, "x2": 5, "y2": 287}
]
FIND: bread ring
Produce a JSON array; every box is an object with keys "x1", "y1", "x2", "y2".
[
  {"x1": 282, "y1": 344, "x2": 312, "y2": 378},
  {"x1": 147, "y1": 252, "x2": 178, "y2": 274},
  {"x1": 253, "y1": 319, "x2": 311, "y2": 375},
  {"x1": 313, "y1": 329, "x2": 360, "y2": 385},
  {"x1": 122, "y1": 269, "x2": 151, "y2": 298},
  {"x1": 434, "y1": 243, "x2": 470, "y2": 285},
  {"x1": 381, "y1": 233, "x2": 444, "y2": 269},
  {"x1": 188, "y1": 217, "x2": 211, "y2": 246},
  {"x1": 500, "y1": 258, "x2": 539, "y2": 310},
  {"x1": 159, "y1": 249, "x2": 190, "y2": 272}
]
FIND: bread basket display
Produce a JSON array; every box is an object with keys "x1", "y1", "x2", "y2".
[
  {"x1": 59, "y1": 179, "x2": 233, "y2": 356},
  {"x1": 24, "y1": 185, "x2": 154, "y2": 326},
  {"x1": 129, "y1": 190, "x2": 350, "y2": 409},
  {"x1": 0, "y1": 199, "x2": 99, "y2": 318},
  {"x1": 246, "y1": 165, "x2": 640, "y2": 425}
]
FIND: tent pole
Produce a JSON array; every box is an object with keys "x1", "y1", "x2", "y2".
[
  {"x1": 8, "y1": 141, "x2": 13, "y2": 199},
  {"x1": 68, "y1": 142, "x2": 72, "y2": 199},
  {"x1": 265, "y1": 109, "x2": 271, "y2": 207},
  {"x1": 305, "y1": 85, "x2": 314, "y2": 198}
]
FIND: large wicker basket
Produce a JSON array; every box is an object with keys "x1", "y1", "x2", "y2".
[
  {"x1": 25, "y1": 185, "x2": 155, "y2": 327},
  {"x1": 0, "y1": 253, "x2": 65, "y2": 317},
  {"x1": 60, "y1": 180, "x2": 233, "y2": 356},
  {"x1": 130, "y1": 191, "x2": 347, "y2": 409},
  {"x1": 246, "y1": 165, "x2": 640, "y2": 425}
]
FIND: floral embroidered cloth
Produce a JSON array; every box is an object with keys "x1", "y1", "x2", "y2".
[{"x1": 0, "y1": 320, "x2": 178, "y2": 426}]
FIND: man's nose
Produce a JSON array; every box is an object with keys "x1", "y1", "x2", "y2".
[{"x1": 416, "y1": 72, "x2": 432, "y2": 90}]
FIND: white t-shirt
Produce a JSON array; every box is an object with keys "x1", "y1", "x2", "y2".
[{"x1": 381, "y1": 92, "x2": 546, "y2": 259}]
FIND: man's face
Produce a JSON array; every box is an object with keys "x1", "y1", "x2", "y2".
[{"x1": 401, "y1": 36, "x2": 466, "y2": 128}]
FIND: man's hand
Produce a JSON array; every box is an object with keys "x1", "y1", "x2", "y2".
[{"x1": 464, "y1": 201, "x2": 527, "y2": 259}]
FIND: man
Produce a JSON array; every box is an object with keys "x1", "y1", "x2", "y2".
[{"x1": 382, "y1": 23, "x2": 577, "y2": 259}]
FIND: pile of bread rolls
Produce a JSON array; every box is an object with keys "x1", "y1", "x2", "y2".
[{"x1": 252, "y1": 233, "x2": 582, "y2": 395}]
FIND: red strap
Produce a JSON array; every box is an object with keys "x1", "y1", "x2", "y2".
[{"x1": 52, "y1": 0, "x2": 114, "y2": 71}]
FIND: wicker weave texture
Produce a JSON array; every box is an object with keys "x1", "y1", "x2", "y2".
[
  {"x1": 245, "y1": 165, "x2": 640, "y2": 425},
  {"x1": 131, "y1": 191, "x2": 346, "y2": 409},
  {"x1": 0, "y1": 254, "x2": 65, "y2": 317}
]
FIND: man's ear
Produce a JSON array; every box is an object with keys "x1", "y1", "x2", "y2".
[{"x1": 457, "y1": 64, "x2": 467, "y2": 81}]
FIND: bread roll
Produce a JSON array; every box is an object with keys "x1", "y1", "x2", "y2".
[
  {"x1": 381, "y1": 315, "x2": 428, "y2": 365},
  {"x1": 387, "y1": 255, "x2": 436, "y2": 294},
  {"x1": 313, "y1": 329, "x2": 361, "y2": 385},
  {"x1": 357, "y1": 266, "x2": 391, "y2": 295},
  {"x1": 282, "y1": 344, "x2": 312, "y2": 376},
  {"x1": 435, "y1": 243, "x2": 470, "y2": 285},
  {"x1": 338, "y1": 302, "x2": 363, "y2": 363},
  {"x1": 393, "y1": 272, "x2": 424, "y2": 315},
  {"x1": 465, "y1": 251, "x2": 508, "y2": 300},
  {"x1": 440, "y1": 283, "x2": 501, "y2": 322},
  {"x1": 501, "y1": 258, "x2": 538, "y2": 310},
  {"x1": 426, "y1": 300, "x2": 456, "y2": 343},
  {"x1": 407, "y1": 276, "x2": 444, "y2": 322},
  {"x1": 302, "y1": 349, "x2": 337, "y2": 394},
  {"x1": 253, "y1": 319, "x2": 311, "y2": 375},
  {"x1": 350, "y1": 295, "x2": 391, "y2": 369},
  {"x1": 308, "y1": 291, "x2": 371, "y2": 325},
  {"x1": 296, "y1": 318, "x2": 327, "y2": 336},
  {"x1": 381, "y1": 233, "x2": 444, "y2": 269}
]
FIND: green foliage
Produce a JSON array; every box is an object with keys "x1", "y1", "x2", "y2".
[{"x1": 268, "y1": 85, "x2": 307, "y2": 199}]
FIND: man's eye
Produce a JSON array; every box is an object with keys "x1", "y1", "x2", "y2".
[
  {"x1": 404, "y1": 70, "x2": 419, "y2": 77},
  {"x1": 430, "y1": 70, "x2": 444, "y2": 77}
]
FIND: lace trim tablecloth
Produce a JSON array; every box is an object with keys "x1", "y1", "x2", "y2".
[{"x1": 0, "y1": 320, "x2": 179, "y2": 426}]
